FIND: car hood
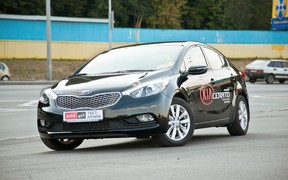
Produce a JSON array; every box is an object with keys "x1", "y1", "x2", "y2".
[{"x1": 51, "y1": 70, "x2": 173, "y2": 95}]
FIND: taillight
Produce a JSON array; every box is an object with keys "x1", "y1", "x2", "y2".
[
  {"x1": 257, "y1": 69, "x2": 264, "y2": 73},
  {"x1": 240, "y1": 71, "x2": 246, "y2": 78}
]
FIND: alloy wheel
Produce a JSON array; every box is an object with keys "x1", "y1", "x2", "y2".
[
  {"x1": 238, "y1": 100, "x2": 248, "y2": 130},
  {"x1": 166, "y1": 104, "x2": 191, "y2": 141}
]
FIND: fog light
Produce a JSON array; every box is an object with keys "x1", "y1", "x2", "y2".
[
  {"x1": 40, "y1": 119, "x2": 46, "y2": 127},
  {"x1": 136, "y1": 114, "x2": 154, "y2": 122}
]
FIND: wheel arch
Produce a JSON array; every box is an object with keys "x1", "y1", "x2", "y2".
[
  {"x1": 174, "y1": 92, "x2": 188, "y2": 102},
  {"x1": 1, "y1": 75, "x2": 10, "y2": 80},
  {"x1": 171, "y1": 88, "x2": 190, "y2": 103},
  {"x1": 231, "y1": 90, "x2": 250, "y2": 125}
]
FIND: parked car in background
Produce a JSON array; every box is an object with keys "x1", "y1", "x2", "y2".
[
  {"x1": 38, "y1": 42, "x2": 250, "y2": 151},
  {"x1": 0, "y1": 62, "x2": 10, "y2": 81},
  {"x1": 245, "y1": 59, "x2": 288, "y2": 84}
]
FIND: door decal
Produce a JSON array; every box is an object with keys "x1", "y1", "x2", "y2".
[
  {"x1": 200, "y1": 84, "x2": 214, "y2": 105},
  {"x1": 200, "y1": 84, "x2": 231, "y2": 105}
]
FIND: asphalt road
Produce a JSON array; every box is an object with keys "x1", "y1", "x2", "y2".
[{"x1": 0, "y1": 82, "x2": 287, "y2": 180}]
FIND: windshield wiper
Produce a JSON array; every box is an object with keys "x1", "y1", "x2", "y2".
[
  {"x1": 74, "y1": 70, "x2": 154, "y2": 77},
  {"x1": 108, "y1": 70, "x2": 155, "y2": 73},
  {"x1": 75, "y1": 73, "x2": 88, "y2": 77}
]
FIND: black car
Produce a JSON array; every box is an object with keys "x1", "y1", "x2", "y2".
[{"x1": 38, "y1": 41, "x2": 250, "y2": 150}]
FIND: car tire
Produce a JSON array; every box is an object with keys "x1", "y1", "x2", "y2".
[
  {"x1": 1, "y1": 75, "x2": 9, "y2": 81},
  {"x1": 279, "y1": 79, "x2": 285, "y2": 84},
  {"x1": 249, "y1": 78, "x2": 257, "y2": 83},
  {"x1": 266, "y1": 74, "x2": 275, "y2": 84},
  {"x1": 153, "y1": 98, "x2": 194, "y2": 147},
  {"x1": 41, "y1": 138, "x2": 84, "y2": 151},
  {"x1": 227, "y1": 95, "x2": 249, "y2": 136}
]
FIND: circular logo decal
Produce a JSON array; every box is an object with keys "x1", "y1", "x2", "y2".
[{"x1": 200, "y1": 84, "x2": 214, "y2": 105}]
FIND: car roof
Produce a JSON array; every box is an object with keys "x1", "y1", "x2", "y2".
[
  {"x1": 253, "y1": 59, "x2": 288, "y2": 63},
  {"x1": 110, "y1": 41, "x2": 206, "y2": 50},
  {"x1": 270, "y1": 59, "x2": 288, "y2": 62}
]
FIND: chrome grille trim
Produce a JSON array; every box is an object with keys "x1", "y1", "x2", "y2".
[{"x1": 56, "y1": 92, "x2": 121, "y2": 110}]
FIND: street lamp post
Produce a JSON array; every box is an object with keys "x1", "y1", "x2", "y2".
[
  {"x1": 46, "y1": 0, "x2": 52, "y2": 80},
  {"x1": 108, "y1": 0, "x2": 113, "y2": 50}
]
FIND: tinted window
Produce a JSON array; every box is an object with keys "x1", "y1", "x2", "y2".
[
  {"x1": 203, "y1": 48, "x2": 223, "y2": 69},
  {"x1": 268, "y1": 61, "x2": 283, "y2": 68},
  {"x1": 183, "y1": 47, "x2": 207, "y2": 69}
]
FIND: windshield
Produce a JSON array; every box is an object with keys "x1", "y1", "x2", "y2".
[{"x1": 78, "y1": 45, "x2": 182, "y2": 74}]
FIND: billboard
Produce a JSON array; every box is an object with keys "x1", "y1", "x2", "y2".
[{"x1": 271, "y1": 0, "x2": 288, "y2": 30}]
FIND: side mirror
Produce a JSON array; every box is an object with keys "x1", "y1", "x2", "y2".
[{"x1": 188, "y1": 66, "x2": 208, "y2": 75}]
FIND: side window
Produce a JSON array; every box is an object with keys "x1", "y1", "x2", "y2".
[
  {"x1": 283, "y1": 62, "x2": 288, "y2": 68},
  {"x1": 183, "y1": 47, "x2": 207, "y2": 69},
  {"x1": 0, "y1": 63, "x2": 4, "y2": 71},
  {"x1": 219, "y1": 55, "x2": 228, "y2": 67},
  {"x1": 203, "y1": 48, "x2": 223, "y2": 70},
  {"x1": 275, "y1": 61, "x2": 283, "y2": 68},
  {"x1": 267, "y1": 62, "x2": 273, "y2": 67},
  {"x1": 268, "y1": 61, "x2": 283, "y2": 68}
]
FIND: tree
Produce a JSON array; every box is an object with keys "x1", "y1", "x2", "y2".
[
  {"x1": 51, "y1": 0, "x2": 89, "y2": 18},
  {"x1": 147, "y1": 0, "x2": 187, "y2": 29},
  {"x1": 223, "y1": 0, "x2": 272, "y2": 30},
  {"x1": 0, "y1": 0, "x2": 273, "y2": 30},
  {"x1": 0, "y1": 0, "x2": 45, "y2": 15},
  {"x1": 183, "y1": 0, "x2": 229, "y2": 29}
]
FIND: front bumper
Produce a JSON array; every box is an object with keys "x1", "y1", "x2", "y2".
[{"x1": 38, "y1": 93, "x2": 171, "y2": 139}]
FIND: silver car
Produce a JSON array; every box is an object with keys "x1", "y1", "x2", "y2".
[{"x1": 245, "y1": 59, "x2": 288, "y2": 84}]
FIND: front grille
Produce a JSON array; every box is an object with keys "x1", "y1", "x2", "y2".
[
  {"x1": 63, "y1": 119, "x2": 157, "y2": 132},
  {"x1": 56, "y1": 92, "x2": 121, "y2": 109}
]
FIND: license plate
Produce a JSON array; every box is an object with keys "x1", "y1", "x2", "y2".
[{"x1": 63, "y1": 110, "x2": 103, "y2": 123}]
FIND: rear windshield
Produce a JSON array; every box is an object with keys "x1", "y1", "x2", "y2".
[{"x1": 249, "y1": 60, "x2": 267, "y2": 66}]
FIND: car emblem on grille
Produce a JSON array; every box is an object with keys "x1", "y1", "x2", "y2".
[{"x1": 80, "y1": 90, "x2": 92, "y2": 95}]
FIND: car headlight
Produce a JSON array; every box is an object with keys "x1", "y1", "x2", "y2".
[
  {"x1": 123, "y1": 80, "x2": 169, "y2": 98},
  {"x1": 39, "y1": 88, "x2": 57, "y2": 104}
]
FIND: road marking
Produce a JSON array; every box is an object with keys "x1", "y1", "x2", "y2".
[
  {"x1": 0, "y1": 100, "x2": 33, "y2": 102},
  {"x1": 0, "y1": 108, "x2": 35, "y2": 112},
  {"x1": 0, "y1": 135, "x2": 38, "y2": 142},
  {"x1": 18, "y1": 100, "x2": 38, "y2": 107},
  {"x1": 251, "y1": 95, "x2": 261, "y2": 98}
]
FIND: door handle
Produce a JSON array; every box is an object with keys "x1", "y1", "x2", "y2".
[{"x1": 273, "y1": 69, "x2": 277, "y2": 71}]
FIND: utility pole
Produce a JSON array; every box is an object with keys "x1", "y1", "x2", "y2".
[
  {"x1": 108, "y1": 0, "x2": 113, "y2": 50},
  {"x1": 46, "y1": 0, "x2": 52, "y2": 80}
]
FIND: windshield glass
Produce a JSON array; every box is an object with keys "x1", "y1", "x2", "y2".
[{"x1": 78, "y1": 45, "x2": 182, "y2": 74}]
